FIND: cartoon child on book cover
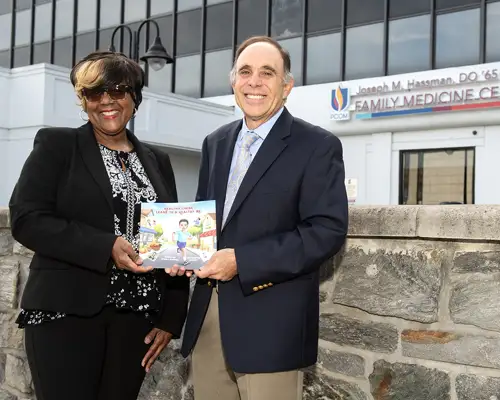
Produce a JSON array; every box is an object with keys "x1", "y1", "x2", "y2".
[{"x1": 173, "y1": 218, "x2": 193, "y2": 266}]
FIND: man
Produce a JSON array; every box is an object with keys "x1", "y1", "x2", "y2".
[{"x1": 168, "y1": 36, "x2": 348, "y2": 400}]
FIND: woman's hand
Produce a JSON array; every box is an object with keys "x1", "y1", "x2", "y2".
[
  {"x1": 111, "y1": 237, "x2": 153, "y2": 273},
  {"x1": 142, "y1": 328, "x2": 173, "y2": 372}
]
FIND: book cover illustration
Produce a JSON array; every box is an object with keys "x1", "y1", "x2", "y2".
[{"x1": 139, "y1": 200, "x2": 217, "y2": 270}]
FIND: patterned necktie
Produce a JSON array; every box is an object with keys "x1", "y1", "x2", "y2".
[{"x1": 222, "y1": 130, "x2": 260, "y2": 226}]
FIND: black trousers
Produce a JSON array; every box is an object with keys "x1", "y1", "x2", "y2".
[{"x1": 24, "y1": 306, "x2": 153, "y2": 400}]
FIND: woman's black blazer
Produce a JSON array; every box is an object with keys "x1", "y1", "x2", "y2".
[{"x1": 9, "y1": 122, "x2": 189, "y2": 337}]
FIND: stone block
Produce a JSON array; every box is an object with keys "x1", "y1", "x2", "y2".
[
  {"x1": 348, "y1": 206, "x2": 418, "y2": 237},
  {"x1": 456, "y1": 374, "x2": 500, "y2": 400},
  {"x1": 0, "y1": 352, "x2": 5, "y2": 384},
  {"x1": 320, "y1": 313, "x2": 398, "y2": 354},
  {"x1": 318, "y1": 347, "x2": 365, "y2": 377},
  {"x1": 450, "y1": 250, "x2": 500, "y2": 332},
  {"x1": 5, "y1": 354, "x2": 32, "y2": 394},
  {"x1": 138, "y1": 340, "x2": 192, "y2": 400},
  {"x1": 416, "y1": 205, "x2": 500, "y2": 241},
  {"x1": 12, "y1": 242, "x2": 33, "y2": 258},
  {"x1": 0, "y1": 312, "x2": 23, "y2": 350},
  {"x1": 0, "y1": 390, "x2": 16, "y2": 400},
  {"x1": 369, "y1": 360, "x2": 450, "y2": 400},
  {"x1": 332, "y1": 248, "x2": 441, "y2": 323},
  {"x1": 0, "y1": 231, "x2": 13, "y2": 257},
  {"x1": 0, "y1": 210, "x2": 9, "y2": 229},
  {"x1": 0, "y1": 258, "x2": 19, "y2": 309},
  {"x1": 303, "y1": 371, "x2": 367, "y2": 400},
  {"x1": 402, "y1": 330, "x2": 500, "y2": 369},
  {"x1": 452, "y1": 251, "x2": 500, "y2": 273}
]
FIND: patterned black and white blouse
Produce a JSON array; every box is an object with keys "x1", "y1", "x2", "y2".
[{"x1": 16, "y1": 144, "x2": 161, "y2": 328}]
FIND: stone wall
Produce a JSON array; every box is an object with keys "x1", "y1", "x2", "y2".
[{"x1": 2, "y1": 206, "x2": 500, "y2": 399}]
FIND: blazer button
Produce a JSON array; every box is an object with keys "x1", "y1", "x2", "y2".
[
  {"x1": 268, "y1": 282, "x2": 273, "y2": 286},
  {"x1": 208, "y1": 281, "x2": 212, "y2": 287},
  {"x1": 253, "y1": 286, "x2": 259, "y2": 292},
  {"x1": 258, "y1": 285, "x2": 264, "y2": 290},
  {"x1": 263, "y1": 284, "x2": 268, "y2": 288}
]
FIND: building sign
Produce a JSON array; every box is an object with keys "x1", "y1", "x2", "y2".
[
  {"x1": 330, "y1": 87, "x2": 351, "y2": 121},
  {"x1": 331, "y1": 68, "x2": 500, "y2": 121}
]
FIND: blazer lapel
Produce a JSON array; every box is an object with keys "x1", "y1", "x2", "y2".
[
  {"x1": 223, "y1": 109, "x2": 293, "y2": 228},
  {"x1": 214, "y1": 120, "x2": 242, "y2": 234},
  {"x1": 77, "y1": 122, "x2": 114, "y2": 212}
]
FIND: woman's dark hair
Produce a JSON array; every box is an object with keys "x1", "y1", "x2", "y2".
[{"x1": 70, "y1": 51, "x2": 145, "y2": 111}]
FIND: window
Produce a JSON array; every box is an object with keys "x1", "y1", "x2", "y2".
[
  {"x1": 99, "y1": 28, "x2": 114, "y2": 52},
  {"x1": 0, "y1": 14, "x2": 11, "y2": 51},
  {"x1": 399, "y1": 148, "x2": 475, "y2": 205},
  {"x1": 435, "y1": 9, "x2": 480, "y2": 68},
  {"x1": 0, "y1": 50, "x2": 9, "y2": 68},
  {"x1": 204, "y1": 49, "x2": 232, "y2": 97},
  {"x1": 125, "y1": 0, "x2": 146, "y2": 23},
  {"x1": 389, "y1": 0, "x2": 430, "y2": 18},
  {"x1": 100, "y1": 0, "x2": 121, "y2": 30},
  {"x1": 206, "y1": 2, "x2": 233, "y2": 51},
  {"x1": 78, "y1": 0, "x2": 97, "y2": 34},
  {"x1": 271, "y1": 0, "x2": 303, "y2": 38},
  {"x1": 35, "y1": 2, "x2": 51, "y2": 43},
  {"x1": 14, "y1": 46, "x2": 30, "y2": 68},
  {"x1": 306, "y1": 33, "x2": 341, "y2": 85},
  {"x1": 486, "y1": 2, "x2": 500, "y2": 62},
  {"x1": 34, "y1": 41, "x2": 50, "y2": 64},
  {"x1": 151, "y1": 0, "x2": 173, "y2": 16},
  {"x1": 75, "y1": 32, "x2": 96, "y2": 64},
  {"x1": 436, "y1": 0, "x2": 480, "y2": 10},
  {"x1": 54, "y1": 37, "x2": 72, "y2": 68},
  {"x1": 175, "y1": 54, "x2": 201, "y2": 97},
  {"x1": 345, "y1": 23, "x2": 384, "y2": 80},
  {"x1": 176, "y1": 9, "x2": 201, "y2": 56},
  {"x1": 278, "y1": 36, "x2": 302, "y2": 85},
  {"x1": 15, "y1": 8, "x2": 31, "y2": 47},
  {"x1": 147, "y1": 64, "x2": 172, "y2": 95},
  {"x1": 388, "y1": 15, "x2": 430, "y2": 75},
  {"x1": 307, "y1": 0, "x2": 341, "y2": 34},
  {"x1": 0, "y1": 2, "x2": 11, "y2": 15},
  {"x1": 177, "y1": 0, "x2": 201, "y2": 12},
  {"x1": 346, "y1": 0, "x2": 384, "y2": 26},
  {"x1": 55, "y1": 0, "x2": 74, "y2": 38},
  {"x1": 237, "y1": 0, "x2": 267, "y2": 44},
  {"x1": 16, "y1": 0, "x2": 31, "y2": 11},
  {"x1": 207, "y1": 0, "x2": 231, "y2": 4}
]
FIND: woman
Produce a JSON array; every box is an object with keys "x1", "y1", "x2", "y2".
[{"x1": 9, "y1": 51, "x2": 189, "y2": 400}]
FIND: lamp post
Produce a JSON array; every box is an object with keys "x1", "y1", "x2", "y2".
[{"x1": 108, "y1": 19, "x2": 173, "y2": 132}]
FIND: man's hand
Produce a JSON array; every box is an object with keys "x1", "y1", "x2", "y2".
[
  {"x1": 142, "y1": 328, "x2": 173, "y2": 372},
  {"x1": 194, "y1": 249, "x2": 237, "y2": 281}
]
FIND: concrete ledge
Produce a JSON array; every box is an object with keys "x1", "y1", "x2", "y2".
[
  {"x1": 349, "y1": 205, "x2": 500, "y2": 241},
  {"x1": 3, "y1": 205, "x2": 500, "y2": 241}
]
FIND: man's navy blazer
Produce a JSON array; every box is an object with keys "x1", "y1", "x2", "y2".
[{"x1": 181, "y1": 108, "x2": 349, "y2": 373}]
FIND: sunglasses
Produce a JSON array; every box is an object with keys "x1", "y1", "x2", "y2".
[{"x1": 81, "y1": 84, "x2": 133, "y2": 102}]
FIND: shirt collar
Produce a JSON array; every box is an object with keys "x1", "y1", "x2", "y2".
[{"x1": 241, "y1": 107, "x2": 284, "y2": 141}]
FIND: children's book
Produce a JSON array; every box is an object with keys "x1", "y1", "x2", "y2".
[{"x1": 138, "y1": 200, "x2": 217, "y2": 270}]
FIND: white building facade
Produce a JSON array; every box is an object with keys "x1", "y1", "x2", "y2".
[
  {"x1": 206, "y1": 61, "x2": 500, "y2": 205},
  {"x1": 0, "y1": 63, "x2": 235, "y2": 206}
]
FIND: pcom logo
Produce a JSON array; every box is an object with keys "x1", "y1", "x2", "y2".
[{"x1": 330, "y1": 86, "x2": 350, "y2": 121}]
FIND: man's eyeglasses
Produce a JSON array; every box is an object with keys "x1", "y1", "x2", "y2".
[{"x1": 81, "y1": 84, "x2": 133, "y2": 102}]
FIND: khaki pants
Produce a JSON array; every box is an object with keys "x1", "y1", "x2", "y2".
[{"x1": 191, "y1": 290, "x2": 303, "y2": 400}]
